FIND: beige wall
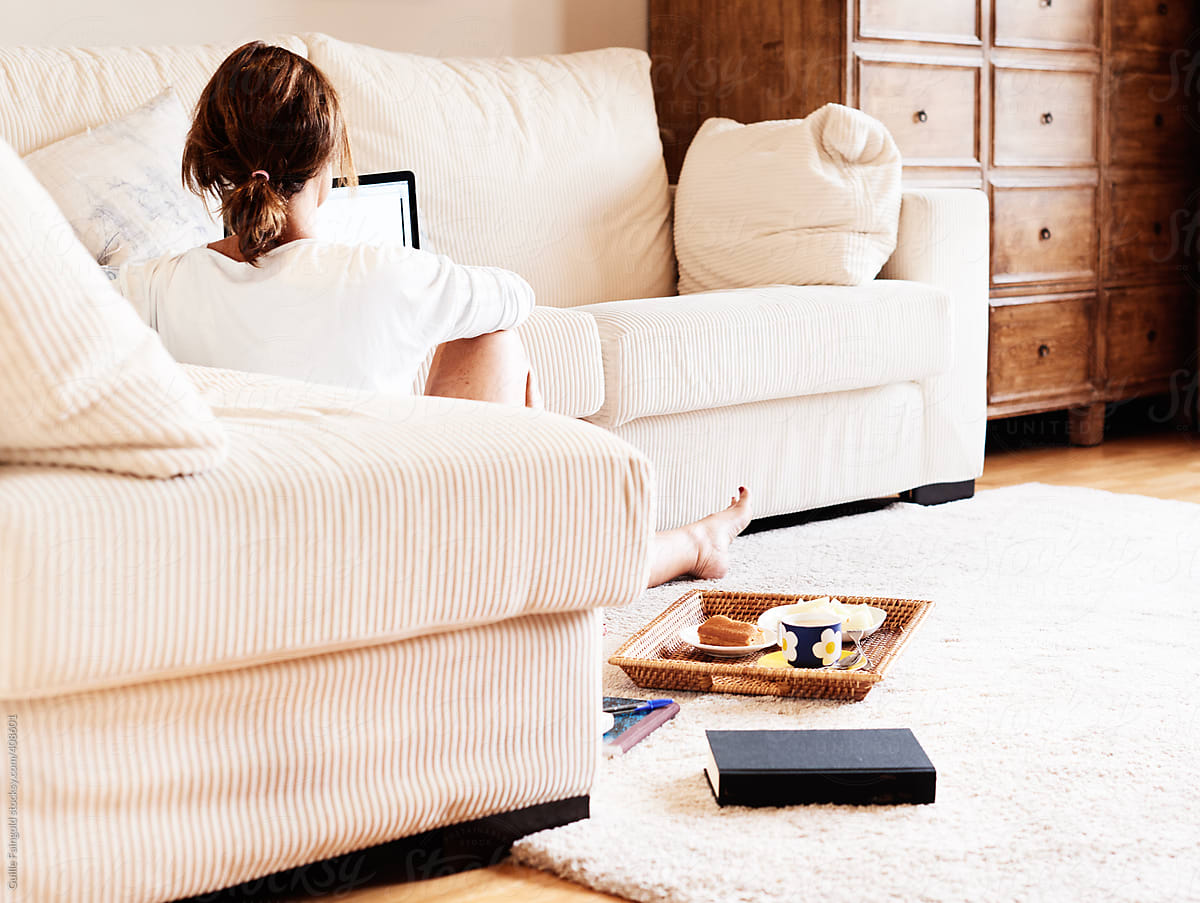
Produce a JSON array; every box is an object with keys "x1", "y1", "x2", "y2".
[{"x1": 9, "y1": 0, "x2": 648, "y2": 55}]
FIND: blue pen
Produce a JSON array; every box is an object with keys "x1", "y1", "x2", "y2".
[{"x1": 603, "y1": 698, "x2": 673, "y2": 715}]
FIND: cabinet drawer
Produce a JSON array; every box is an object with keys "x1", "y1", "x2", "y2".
[
  {"x1": 989, "y1": 297, "x2": 1095, "y2": 402},
  {"x1": 1110, "y1": 71, "x2": 1195, "y2": 165},
  {"x1": 1113, "y1": 0, "x2": 1196, "y2": 48},
  {"x1": 992, "y1": 186, "x2": 1097, "y2": 285},
  {"x1": 1106, "y1": 285, "x2": 1196, "y2": 387},
  {"x1": 992, "y1": 67, "x2": 1097, "y2": 166},
  {"x1": 994, "y1": 0, "x2": 1099, "y2": 49},
  {"x1": 1106, "y1": 182, "x2": 1195, "y2": 280},
  {"x1": 858, "y1": 0, "x2": 979, "y2": 43},
  {"x1": 857, "y1": 60, "x2": 979, "y2": 165}
]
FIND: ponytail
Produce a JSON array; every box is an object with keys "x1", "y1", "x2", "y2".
[
  {"x1": 183, "y1": 42, "x2": 356, "y2": 266},
  {"x1": 221, "y1": 174, "x2": 290, "y2": 265}
]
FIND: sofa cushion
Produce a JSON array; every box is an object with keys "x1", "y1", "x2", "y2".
[
  {"x1": 0, "y1": 139, "x2": 227, "y2": 478},
  {"x1": 582, "y1": 281, "x2": 952, "y2": 429},
  {"x1": 674, "y1": 104, "x2": 902, "y2": 293},
  {"x1": 304, "y1": 34, "x2": 675, "y2": 310},
  {"x1": 0, "y1": 36, "x2": 307, "y2": 156},
  {"x1": 0, "y1": 366, "x2": 653, "y2": 699},
  {"x1": 23, "y1": 89, "x2": 220, "y2": 266}
]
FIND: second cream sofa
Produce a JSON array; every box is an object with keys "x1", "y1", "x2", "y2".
[
  {"x1": 300, "y1": 33, "x2": 990, "y2": 527},
  {"x1": 1, "y1": 33, "x2": 989, "y2": 529}
]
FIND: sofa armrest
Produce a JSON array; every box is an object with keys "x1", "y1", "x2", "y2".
[
  {"x1": 410, "y1": 307, "x2": 605, "y2": 419},
  {"x1": 517, "y1": 307, "x2": 605, "y2": 418},
  {"x1": 880, "y1": 188, "x2": 990, "y2": 483},
  {"x1": 1, "y1": 367, "x2": 653, "y2": 697}
]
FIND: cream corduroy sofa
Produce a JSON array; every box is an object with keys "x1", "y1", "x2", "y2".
[
  {"x1": 0, "y1": 32, "x2": 987, "y2": 903},
  {"x1": 0, "y1": 37, "x2": 660, "y2": 903}
]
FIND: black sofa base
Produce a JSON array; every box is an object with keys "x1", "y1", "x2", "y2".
[
  {"x1": 900, "y1": 479, "x2": 976, "y2": 506},
  {"x1": 179, "y1": 795, "x2": 589, "y2": 900}
]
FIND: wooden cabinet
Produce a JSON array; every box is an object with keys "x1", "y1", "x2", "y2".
[
  {"x1": 992, "y1": 66, "x2": 1097, "y2": 166},
  {"x1": 649, "y1": 0, "x2": 1198, "y2": 444},
  {"x1": 1106, "y1": 180, "x2": 1194, "y2": 281},
  {"x1": 1109, "y1": 70, "x2": 1195, "y2": 165},
  {"x1": 1112, "y1": 0, "x2": 1194, "y2": 47},
  {"x1": 859, "y1": 0, "x2": 979, "y2": 43},
  {"x1": 994, "y1": 0, "x2": 1100, "y2": 50},
  {"x1": 1105, "y1": 285, "x2": 1196, "y2": 388},
  {"x1": 856, "y1": 60, "x2": 980, "y2": 165},
  {"x1": 989, "y1": 296, "x2": 1096, "y2": 402},
  {"x1": 992, "y1": 186, "x2": 1097, "y2": 285}
]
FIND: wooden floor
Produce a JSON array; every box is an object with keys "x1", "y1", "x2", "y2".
[
  {"x1": 977, "y1": 428, "x2": 1200, "y2": 503},
  {"x1": 282, "y1": 428, "x2": 1199, "y2": 903}
]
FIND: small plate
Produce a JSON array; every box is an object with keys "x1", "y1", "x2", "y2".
[
  {"x1": 757, "y1": 601, "x2": 888, "y2": 643},
  {"x1": 678, "y1": 625, "x2": 776, "y2": 657}
]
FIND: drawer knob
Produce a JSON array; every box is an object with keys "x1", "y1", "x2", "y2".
[
  {"x1": 1039, "y1": 227, "x2": 1052, "y2": 241},
  {"x1": 915, "y1": 109, "x2": 928, "y2": 123},
  {"x1": 1147, "y1": 329, "x2": 1158, "y2": 342},
  {"x1": 1041, "y1": 112, "x2": 1054, "y2": 125},
  {"x1": 1158, "y1": 2, "x2": 1168, "y2": 14},
  {"x1": 1038, "y1": 344, "x2": 1051, "y2": 358},
  {"x1": 1040, "y1": 0, "x2": 1052, "y2": 6}
]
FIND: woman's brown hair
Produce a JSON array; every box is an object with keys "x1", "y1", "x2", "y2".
[{"x1": 183, "y1": 41, "x2": 356, "y2": 265}]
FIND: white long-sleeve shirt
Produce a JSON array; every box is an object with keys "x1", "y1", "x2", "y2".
[{"x1": 117, "y1": 239, "x2": 535, "y2": 394}]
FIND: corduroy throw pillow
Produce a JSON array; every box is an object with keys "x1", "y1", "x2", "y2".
[
  {"x1": 0, "y1": 138, "x2": 227, "y2": 477},
  {"x1": 674, "y1": 103, "x2": 902, "y2": 292}
]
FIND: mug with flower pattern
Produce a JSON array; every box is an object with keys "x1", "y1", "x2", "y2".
[{"x1": 777, "y1": 610, "x2": 842, "y2": 668}]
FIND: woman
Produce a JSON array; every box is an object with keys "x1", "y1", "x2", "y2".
[{"x1": 119, "y1": 41, "x2": 751, "y2": 587}]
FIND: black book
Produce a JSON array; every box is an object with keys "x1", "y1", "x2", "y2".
[{"x1": 704, "y1": 728, "x2": 935, "y2": 807}]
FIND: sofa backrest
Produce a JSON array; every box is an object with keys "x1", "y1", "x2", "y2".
[
  {"x1": 0, "y1": 34, "x2": 676, "y2": 310},
  {"x1": 305, "y1": 34, "x2": 675, "y2": 308},
  {"x1": 0, "y1": 37, "x2": 308, "y2": 156}
]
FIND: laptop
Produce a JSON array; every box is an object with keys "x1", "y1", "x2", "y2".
[{"x1": 316, "y1": 170, "x2": 420, "y2": 249}]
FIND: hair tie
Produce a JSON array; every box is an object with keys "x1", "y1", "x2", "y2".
[{"x1": 251, "y1": 170, "x2": 270, "y2": 182}]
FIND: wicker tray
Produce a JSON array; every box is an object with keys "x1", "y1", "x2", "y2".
[{"x1": 609, "y1": 590, "x2": 933, "y2": 702}]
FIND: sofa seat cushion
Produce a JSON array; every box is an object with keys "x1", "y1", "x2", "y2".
[
  {"x1": 582, "y1": 281, "x2": 953, "y2": 429},
  {"x1": 0, "y1": 367, "x2": 653, "y2": 699}
]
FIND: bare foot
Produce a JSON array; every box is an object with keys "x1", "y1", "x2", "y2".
[{"x1": 687, "y1": 487, "x2": 752, "y2": 579}]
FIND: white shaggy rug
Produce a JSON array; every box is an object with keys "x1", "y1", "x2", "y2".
[{"x1": 512, "y1": 484, "x2": 1200, "y2": 903}]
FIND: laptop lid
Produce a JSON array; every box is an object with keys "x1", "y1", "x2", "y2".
[{"x1": 316, "y1": 170, "x2": 420, "y2": 249}]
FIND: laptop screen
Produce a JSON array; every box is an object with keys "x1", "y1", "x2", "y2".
[{"x1": 316, "y1": 170, "x2": 420, "y2": 249}]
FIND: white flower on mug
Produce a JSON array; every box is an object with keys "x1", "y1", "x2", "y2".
[
  {"x1": 812, "y1": 628, "x2": 840, "y2": 666},
  {"x1": 780, "y1": 630, "x2": 799, "y2": 663}
]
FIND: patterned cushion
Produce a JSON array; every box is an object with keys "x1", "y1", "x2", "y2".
[{"x1": 23, "y1": 89, "x2": 220, "y2": 265}]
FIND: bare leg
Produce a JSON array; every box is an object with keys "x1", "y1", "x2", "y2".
[
  {"x1": 425, "y1": 330, "x2": 541, "y2": 409},
  {"x1": 647, "y1": 488, "x2": 752, "y2": 588}
]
